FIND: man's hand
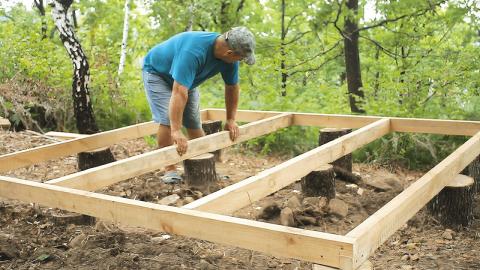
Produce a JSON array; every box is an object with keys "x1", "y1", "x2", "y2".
[
  {"x1": 171, "y1": 129, "x2": 188, "y2": 155},
  {"x1": 224, "y1": 119, "x2": 240, "y2": 141}
]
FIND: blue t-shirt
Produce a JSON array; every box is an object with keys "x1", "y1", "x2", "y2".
[{"x1": 143, "y1": 31, "x2": 239, "y2": 90}]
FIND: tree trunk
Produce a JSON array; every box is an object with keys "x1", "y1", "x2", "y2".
[
  {"x1": 118, "y1": 0, "x2": 130, "y2": 76},
  {"x1": 428, "y1": 175, "x2": 475, "y2": 229},
  {"x1": 280, "y1": 0, "x2": 288, "y2": 96},
  {"x1": 467, "y1": 155, "x2": 480, "y2": 193},
  {"x1": 50, "y1": 0, "x2": 115, "y2": 170},
  {"x1": 344, "y1": 0, "x2": 365, "y2": 113},
  {"x1": 33, "y1": 0, "x2": 47, "y2": 39},
  {"x1": 183, "y1": 153, "x2": 218, "y2": 194},
  {"x1": 184, "y1": 1, "x2": 195, "y2": 31},
  {"x1": 202, "y1": 120, "x2": 223, "y2": 161},
  {"x1": 301, "y1": 164, "x2": 335, "y2": 199},
  {"x1": 319, "y1": 128, "x2": 353, "y2": 172}
]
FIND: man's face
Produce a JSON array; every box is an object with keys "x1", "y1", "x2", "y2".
[{"x1": 223, "y1": 50, "x2": 244, "y2": 63}]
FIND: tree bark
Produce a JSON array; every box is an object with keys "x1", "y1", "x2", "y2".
[
  {"x1": 467, "y1": 155, "x2": 480, "y2": 193},
  {"x1": 280, "y1": 0, "x2": 288, "y2": 96},
  {"x1": 301, "y1": 164, "x2": 335, "y2": 199},
  {"x1": 50, "y1": 0, "x2": 115, "y2": 170},
  {"x1": 344, "y1": 0, "x2": 365, "y2": 113},
  {"x1": 319, "y1": 128, "x2": 353, "y2": 172},
  {"x1": 33, "y1": 0, "x2": 47, "y2": 39},
  {"x1": 118, "y1": 0, "x2": 130, "y2": 76},
  {"x1": 183, "y1": 153, "x2": 218, "y2": 194},
  {"x1": 428, "y1": 175, "x2": 474, "y2": 229},
  {"x1": 184, "y1": 1, "x2": 195, "y2": 31},
  {"x1": 202, "y1": 120, "x2": 223, "y2": 161}
]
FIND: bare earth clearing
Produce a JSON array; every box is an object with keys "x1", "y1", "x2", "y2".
[{"x1": 0, "y1": 130, "x2": 479, "y2": 270}]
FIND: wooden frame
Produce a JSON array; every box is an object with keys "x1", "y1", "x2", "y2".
[{"x1": 1, "y1": 109, "x2": 479, "y2": 269}]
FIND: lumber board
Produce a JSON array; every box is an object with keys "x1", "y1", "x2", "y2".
[
  {"x1": 184, "y1": 118, "x2": 390, "y2": 215},
  {"x1": 0, "y1": 121, "x2": 158, "y2": 173},
  {"x1": 346, "y1": 131, "x2": 480, "y2": 269},
  {"x1": 390, "y1": 118, "x2": 480, "y2": 136},
  {"x1": 0, "y1": 117, "x2": 10, "y2": 128},
  {"x1": 206, "y1": 109, "x2": 480, "y2": 135},
  {"x1": 46, "y1": 113, "x2": 293, "y2": 191},
  {"x1": 44, "y1": 131, "x2": 89, "y2": 140},
  {"x1": 0, "y1": 175, "x2": 354, "y2": 268},
  {"x1": 206, "y1": 108, "x2": 282, "y2": 122}
]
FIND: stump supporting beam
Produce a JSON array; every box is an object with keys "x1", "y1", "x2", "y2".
[
  {"x1": 202, "y1": 120, "x2": 223, "y2": 161},
  {"x1": 302, "y1": 164, "x2": 335, "y2": 199},
  {"x1": 183, "y1": 153, "x2": 218, "y2": 193},
  {"x1": 320, "y1": 128, "x2": 353, "y2": 173},
  {"x1": 428, "y1": 174, "x2": 475, "y2": 228}
]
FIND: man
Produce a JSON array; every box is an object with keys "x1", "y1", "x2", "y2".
[{"x1": 142, "y1": 26, "x2": 256, "y2": 183}]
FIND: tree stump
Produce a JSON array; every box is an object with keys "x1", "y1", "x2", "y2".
[
  {"x1": 467, "y1": 155, "x2": 480, "y2": 193},
  {"x1": 301, "y1": 164, "x2": 335, "y2": 199},
  {"x1": 183, "y1": 153, "x2": 218, "y2": 194},
  {"x1": 52, "y1": 211, "x2": 95, "y2": 226},
  {"x1": 319, "y1": 128, "x2": 353, "y2": 172},
  {"x1": 202, "y1": 120, "x2": 223, "y2": 162},
  {"x1": 77, "y1": 147, "x2": 116, "y2": 171},
  {"x1": 428, "y1": 174, "x2": 475, "y2": 229},
  {"x1": 76, "y1": 146, "x2": 115, "y2": 224}
]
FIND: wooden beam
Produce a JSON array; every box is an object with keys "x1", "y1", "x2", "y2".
[
  {"x1": 0, "y1": 175, "x2": 354, "y2": 268},
  {"x1": 390, "y1": 118, "x2": 480, "y2": 136},
  {"x1": 0, "y1": 109, "x2": 209, "y2": 173},
  {"x1": 206, "y1": 108, "x2": 281, "y2": 122},
  {"x1": 44, "y1": 131, "x2": 89, "y2": 140},
  {"x1": 46, "y1": 113, "x2": 293, "y2": 191},
  {"x1": 0, "y1": 117, "x2": 10, "y2": 129},
  {"x1": 0, "y1": 121, "x2": 159, "y2": 173},
  {"x1": 184, "y1": 118, "x2": 390, "y2": 215},
  {"x1": 346, "y1": 131, "x2": 480, "y2": 269},
  {"x1": 206, "y1": 109, "x2": 480, "y2": 135}
]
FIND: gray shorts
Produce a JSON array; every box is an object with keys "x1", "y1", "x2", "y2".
[{"x1": 142, "y1": 70, "x2": 202, "y2": 129}]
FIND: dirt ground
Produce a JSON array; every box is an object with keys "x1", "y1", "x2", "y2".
[{"x1": 0, "y1": 130, "x2": 479, "y2": 270}]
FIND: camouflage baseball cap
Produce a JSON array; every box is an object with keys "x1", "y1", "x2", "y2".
[{"x1": 225, "y1": 26, "x2": 256, "y2": 65}]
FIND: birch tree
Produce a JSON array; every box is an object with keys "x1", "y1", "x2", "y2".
[
  {"x1": 118, "y1": 0, "x2": 130, "y2": 76},
  {"x1": 50, "y1": 0, "x2": 115, "y2": 170}
]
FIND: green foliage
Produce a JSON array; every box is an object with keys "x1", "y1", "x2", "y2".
[{"x1": 1, "y1": 0, "x2": 479, "y2": 168}]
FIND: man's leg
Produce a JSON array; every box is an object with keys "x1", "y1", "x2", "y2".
[
  {"x1": 186, "y1": 128, "x2": 205, "y2": 140},
  {"x1": 142, "y1": 70, "x2": 179, "y2": 175},
  {"x1": 183, "y1": 88, "x2": 204, "y2": 140},
  {"x1": 157, "y1": 124, "x2": 176, "y2": 172}
]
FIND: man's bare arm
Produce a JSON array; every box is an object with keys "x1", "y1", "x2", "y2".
[
  {"x1": 224, "y1": 84, "x2": 240, "y2": 141},
  {"x1": 169, "y1": 81, "x2": 189, "y2": 155}
]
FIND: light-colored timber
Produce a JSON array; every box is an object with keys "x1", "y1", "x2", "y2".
[
  {"x1": 44, "y1": 131, "x2": 89, "y2": 140},
  {"x1": 2, "y1": 109, "x2": 480, "y2": 270},
  {"x1": 346, "y1": 131, "x2": 480, "y2": 269},
  {"x1": 445, "y1": 174, "x2": 474, "y2": 188},
  {"x1": 206, "y1": 109, "x2": 480, "y2": 135},
  {"x1": 0, "y1": 175, "x2": 354, "y2": 268},
  {"x1": 0, "y1": 121, "x2": 158, "y2": 173},
  {"x1": 0, "y1": 117, "x2": 11, "y2": 129},
  {"x1": 0, "y1": 110, "x2": 208, "y2": 173},
  {"x1": 46, "y1": 113, "x2": 293, "y2": 191},
  {"x1": 183, "y1": 118, "x2": 390, "y2": 215}
]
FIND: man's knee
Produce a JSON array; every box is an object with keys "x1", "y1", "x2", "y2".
[{"x1": 186, "y1": 128, "x2": 205, "y2": 139}]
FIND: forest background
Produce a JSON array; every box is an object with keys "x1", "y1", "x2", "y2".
[{"x1": 0, "y1": 0, "x2": 479, "y2": 169}]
